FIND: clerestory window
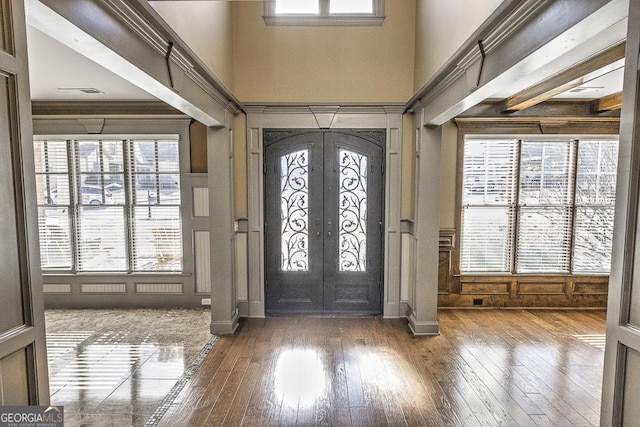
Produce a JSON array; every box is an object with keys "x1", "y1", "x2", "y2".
[
  {"x1": 264, "y1": 0, "x2": 385, "y2": 26},
  {"x1": 34, "y1": 136, "x2": 183, "y2": 273}
]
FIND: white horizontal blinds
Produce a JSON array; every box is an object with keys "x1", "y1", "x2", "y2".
[
  {"x1": 74, "y1": 140, "x2": 127, "y2": 272},
  {"x1": 516, "y1": 140, "x2": 575, "y2": 273},
  {"x1": 132, "y1": 207, "x2": 181, "y2": 271},
  {"x1": 34, "y1": 139, "x2": 73, "y2": 269},
  {"x1": 461, "y1": 207, "x2": 515, "y2": 272},
  {"x1": 461, "y1": 139, "x2": 518, "y2": 272},
  {"x1": 129, "y1": 139, "x2": 182, "y2": 272},
  {"x1": 573, "y1": 140, "x2": 618, "y2": 272},
  {"x1": 76, "y1": 206, "x2": 127, "y2": 271}
]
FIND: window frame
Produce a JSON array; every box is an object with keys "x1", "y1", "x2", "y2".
[
  {"x1": 34, "y1": 133, "x2": 184, "y2": 275},
  {"x1": 263, "y1": 0, "x2": 385, "y2": 26},
  {"x1": 459, "y1": 133, "x2": 619, "y2": 276}
]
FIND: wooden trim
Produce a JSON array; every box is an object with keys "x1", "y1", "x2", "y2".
[
  {"x1": 438, "y1": 274, "x2": 608, "y2": 308},
  {"x1": 592, "y1": 91, "x2": 623, "y2": 113},
  {"x1": 459, "y1": 100, "x2": 621, "y2": 119},
  {"x1": 454, "y1": 102, "x2": 621, "y2": 135},
  {"x1": 503, "y1": 42, "x2": 626, "y2": 112}
]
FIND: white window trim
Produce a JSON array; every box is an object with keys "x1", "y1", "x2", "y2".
[{"x1": 263, "y1": 0, "x2": 385, "y2": 26}]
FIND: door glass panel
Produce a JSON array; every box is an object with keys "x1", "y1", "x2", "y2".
[
  {"x1": 338, "y1": 149, "x2": 367, "y2": 272},
  {"x1": 281, "y1": 149, "x2": 309, "y2": 271}
]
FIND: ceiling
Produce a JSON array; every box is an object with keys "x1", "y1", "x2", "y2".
[{"x1": 26, "y1": 25, "x2": 156, "y2": 101}]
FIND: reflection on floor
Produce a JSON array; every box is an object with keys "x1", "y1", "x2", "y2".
[
  {"x1": 45, "y1": 308, "x2": 212, "y2": 427},
  {"x1": 158, "y1": 310, "x2": 607, "y2": 426}
]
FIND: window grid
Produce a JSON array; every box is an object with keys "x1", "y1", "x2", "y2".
[
  {"x1": 35, "y1": 137, "x2": 182, "y2": 274},
  {"x1": 461, "y1": 137, "x2": 618, "y2": 275}
]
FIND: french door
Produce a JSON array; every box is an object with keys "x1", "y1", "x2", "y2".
[
  {"x1": 264, "y1": 129, "x2": 385, "y2": 315},
  {"x1": 0, "y1": 0, "x2": 50, "y2": 405}
]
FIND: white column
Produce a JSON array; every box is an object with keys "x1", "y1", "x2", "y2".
[
  {"x1": 408, "y1": 108, "x2": 440, "y2": 335},
  {"x1": 208, "y1": 111, "x2": 238, "y2": 334}
]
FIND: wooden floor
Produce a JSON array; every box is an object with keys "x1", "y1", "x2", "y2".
[{"x1": 158, "y1": 310, "x2": 606, "y2": 426}]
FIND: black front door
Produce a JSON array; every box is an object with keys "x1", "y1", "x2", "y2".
[{"x1": 264, "y1": 129, "x2": 384, "y2": 315}]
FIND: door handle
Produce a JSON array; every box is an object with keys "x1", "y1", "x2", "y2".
[{"x1": 327, "y1": 221, "x2": 332, "y2": 237}]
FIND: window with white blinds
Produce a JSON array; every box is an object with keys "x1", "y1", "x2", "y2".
[
  {"x1": 460, "y1": 137, "x2": 618, "y2": 274},
  {"x1": 461, "y1": 139, "x2": 518, "y2": 272},
  {"x1": 34, "y1": 137, "x2": 182, "y2": 273},
  {"x1": 573, "y1": 140, "x2": 618, "y2": 272}
]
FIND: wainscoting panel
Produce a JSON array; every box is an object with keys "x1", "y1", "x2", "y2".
[
  {"x1": 135, "y1": 283, "x2": 183, "y2": 294},
  {"x1": 43, "y1": 284, "x2": 72, "y2": 294},
  {"x1": 574, "y1": 281, "x2": 609, "y2": 295},
  {"x1": 194, "y1": 231, "x2": 211, "y2": 294},
  {"x1": 460, "y1": 282, "x2": 510, "y2": 295},
  {"x1": 518, "y1": 282, "x2": 566, "y2": 295},
  {"x1": 437, "y1": 229, "x2": 609, "y2": 308},
  {"x1": 193, "y1": 188, "x2": 209, "y2": 217},
  {"x1": 81, "y1": 284, "x2": 126, "y2": 294}
]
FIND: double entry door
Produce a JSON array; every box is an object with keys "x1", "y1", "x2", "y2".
[{"x1": 264, "y1": 129, "x2": 385, "y2": 315}]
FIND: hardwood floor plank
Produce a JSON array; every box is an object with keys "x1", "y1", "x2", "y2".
[
  {"x1": 205, "y1": 356, "x2": 251, "y2": 425},
  {"x1": 156, "y1": 386, "x2": 206, "y2": 427},
  {"x1": 221, "y1": 360, "x2": 261, "y2": 426},
  {"x1": 157, "y1": 310, "x2": 606, "y2": 427},
  {"x1": 241, "y1": 322, "x2": 286, "y2": 425},
  {"x1": 186, "y1": 322, "x2": 259, "y2": 425}
]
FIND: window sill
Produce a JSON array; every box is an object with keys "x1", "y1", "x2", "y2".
[
  {"x1": 42, "y1": 271, "x2": 191, "y2": 277},
  {"x1": 455, "y1": 272, "x2": 610, "y2": 278},
  {"x1": 263, "y1": 15, "x2": 385, "y2": 26}
]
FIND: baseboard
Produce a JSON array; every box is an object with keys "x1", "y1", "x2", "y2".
[
  {"x1": 408, "y1": 312, "x2": 439, "y2": 336},
  {"x1": 237, "y1": 300, "x2": 249, "y2": 317},
  {"x1": 210, "y1": 311, "x2": 239, "y2": 335}
]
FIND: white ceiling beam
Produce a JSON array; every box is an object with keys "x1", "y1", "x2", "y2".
[
  {"x1": 26, "y1": 0, "x2": 241, "y2": 127},
  {"x1": 411, "y1": 0, "x2": 629, "y2": 126}
]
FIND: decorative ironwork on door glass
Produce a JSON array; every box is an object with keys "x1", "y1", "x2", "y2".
[
  {"x1": 280, "y1": 149, "x2": 309, "y2": 271},
  {"x1": 339, "y1": 149, "x2": 368, "y2": 272}
]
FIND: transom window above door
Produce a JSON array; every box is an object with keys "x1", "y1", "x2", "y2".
[{"x1": 264, "y1": 0, "x2": 385, "y2": 26}]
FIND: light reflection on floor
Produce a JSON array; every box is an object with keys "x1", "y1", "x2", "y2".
[
  {"x1": 573, "y1": 333, "x2": 607, "y2": 350},
  {"x1": 274, "y1": 349, "x2": 326, "y2": 407},
  {"x1": 44, "y1": 308, "x2": 211, "y2": 427}
]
